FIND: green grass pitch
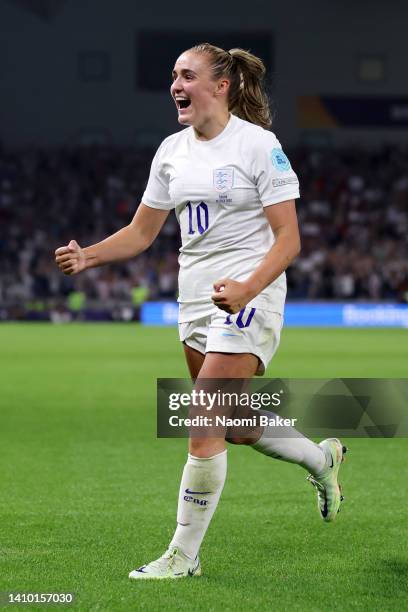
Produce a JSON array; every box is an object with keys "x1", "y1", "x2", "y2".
[{"x1": 0, "y1": 324, "x2": 407, "y2": 611}]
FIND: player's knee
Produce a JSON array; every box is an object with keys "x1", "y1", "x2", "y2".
[{"x1": 226, "y1": 436, "x2": 253, "y2": 445}]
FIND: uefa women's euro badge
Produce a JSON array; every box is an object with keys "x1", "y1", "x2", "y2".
[
  {"x1": 213, "y1": 167, "x2": 234, "y2": 193},
  {"x1": 270, "y1": 148, "x2": 291, "y2": 172}
]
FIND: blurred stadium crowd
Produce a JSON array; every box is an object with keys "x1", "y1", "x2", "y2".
[{"x1": 0, "y1": 144, "x2": 407, "y2": 319}]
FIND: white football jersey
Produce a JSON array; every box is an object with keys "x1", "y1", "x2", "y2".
[{"x1": 142, "y1": 114, "x2": 300, "y2": 323}]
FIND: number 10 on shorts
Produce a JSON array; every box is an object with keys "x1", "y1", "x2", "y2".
[{"x1": 225, "y1": 307, "x2": 256, "y2": 328}]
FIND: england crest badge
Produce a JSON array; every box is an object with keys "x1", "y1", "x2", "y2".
[{"x1": 213, "y1": 167, "x2": 234, "y2": 192}]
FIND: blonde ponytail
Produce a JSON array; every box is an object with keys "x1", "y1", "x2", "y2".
[{"x1": 188, "y1": 43, "x2": 272, "y2": 129}]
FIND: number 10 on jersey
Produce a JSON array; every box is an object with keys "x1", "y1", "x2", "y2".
[{"x1": 186, "y1": 202, "x2": 209, "y2": 235}]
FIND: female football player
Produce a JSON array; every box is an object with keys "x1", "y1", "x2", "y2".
[{"x1": 55, "y1": 43, "x2": 346, "y2": 580}]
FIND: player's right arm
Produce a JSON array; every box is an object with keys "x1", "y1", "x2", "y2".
[{"x1": 54, "y1": 203, "x2": 169, "y2": 275}]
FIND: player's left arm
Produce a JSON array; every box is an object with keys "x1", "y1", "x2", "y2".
[{"x1": 212, "y1": 200, "x2": 300, "y2": 314}]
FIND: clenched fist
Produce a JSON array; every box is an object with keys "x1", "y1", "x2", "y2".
[
  {"x1": 211, "y1": 278, "x2": 255, "y2": 314},
  {"x1": 55, "y1": 240, "x2": 86, "y2": 275}
]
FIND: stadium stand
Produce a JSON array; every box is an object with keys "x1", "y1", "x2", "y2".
[{"x1": 0, "y1": 144, "x2": 407, "y2": 320}]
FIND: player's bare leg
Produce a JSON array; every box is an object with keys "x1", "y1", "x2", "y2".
[
  {"x1": 183, "y1": 343, "x2": 205, "y2": 380},
  {"x1": 129, "y1": 351, "x2": 257, "y2": 580},
  {"x1": 183, "y1": 348, "x2": 346, "y2": 527}
]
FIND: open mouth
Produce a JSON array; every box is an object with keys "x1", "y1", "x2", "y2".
[{"x1": 176, "y1": 97, "x2": 191, "y2": 110}]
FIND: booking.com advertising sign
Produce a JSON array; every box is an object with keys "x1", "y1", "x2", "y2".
[{"x1": 141, "y1": 302, "x2": 408, "y2": 328}]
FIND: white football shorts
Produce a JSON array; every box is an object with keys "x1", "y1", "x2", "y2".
[{"x1": 179, "y1": 307, "x2": 283, "y2": 376}]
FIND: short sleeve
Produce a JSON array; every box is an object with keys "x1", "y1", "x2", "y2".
[
  {"x1": 142, "y1": 141, "x2": 174, "y2": 210},
  {"x1": 252, "y1": 133, "x2": 300, "y2": 207}
]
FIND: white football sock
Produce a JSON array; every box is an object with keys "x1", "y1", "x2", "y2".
[
  {"x1": 169, "y1": 450, "x2": 227, "y2": 560},
  {"x1": 252, "y1": 411, "x2": 327, "y2": 475}
]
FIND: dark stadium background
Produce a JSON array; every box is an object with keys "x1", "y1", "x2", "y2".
[
  {"x1": 0, "y1": 0, "x2": 406, "y2": 321},
  {"x1": 0, "y1": 2, "x2": 407, "y2": 610}
]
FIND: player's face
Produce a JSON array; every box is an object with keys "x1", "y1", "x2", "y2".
[{"x1": 171, "y1": 52, "x2": 226, "y2": 127}]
